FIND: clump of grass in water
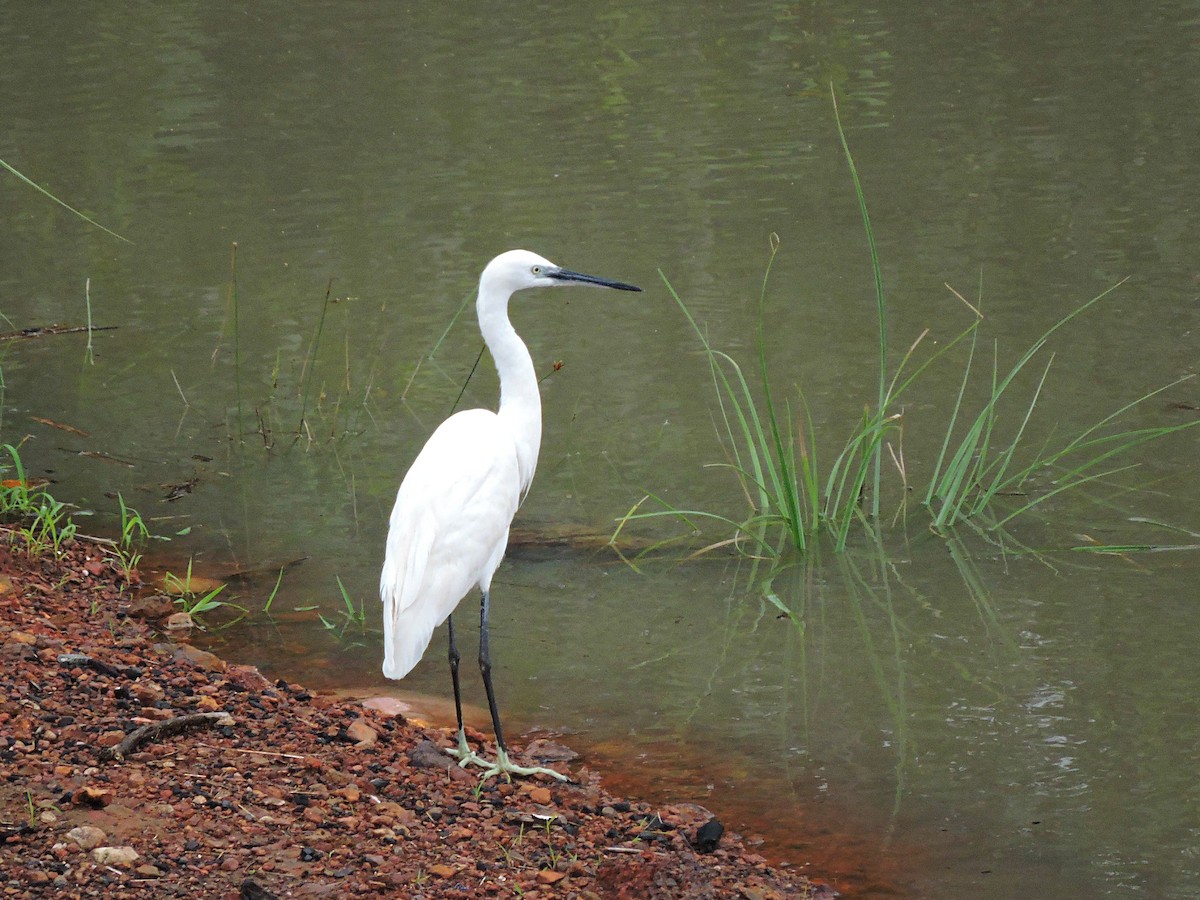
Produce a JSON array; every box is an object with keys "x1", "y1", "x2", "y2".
[
  {"x1": 318, "y1": 575, "x2": 369, "y2": 642},
  {"x1": 921, "y1": 281, "x2": 1197, "y2": 531},
  {"x1": 163, "y1": 557, "x2": 246, "y2": 624},
  {"x1": 624, "y1": 89, "x2": 1199, "y2": 557},
  {"x1": 638, "y1": 246, "x2": 972, "y2": 556},
  {"x1": 297, "y1": 576, "x2": 373, "y2": 649}
]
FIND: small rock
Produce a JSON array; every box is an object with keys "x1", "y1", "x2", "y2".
[
  {"x1": 126, "y1": 594, "x2": 175, "y2": 620},
  {"x1": 173, "y1": 643, "x2": 226, "y2": 672},
  {"x1": 407, "y1": 739, "x2": 451, "y2": 769},
  {"x1": 360, "y1": 696, "x2": 411, "y2": 718},
  {"x1": 302, "y1": 806, "x2": 326, "y2": 824},
  {"x1": 96, "y1": 730, "x2": 126, "y2": 748},
  {"x1": 1, "y1": 640, "x2": 37, "y2": 661},
  {"x1": 92, "y1": 846, "x2": 139, "y2": 867},
  {"x1": 537, "y1": 869, "x2": 567, "y2": 885},
  {"x1": 227, "y1": 664, "x2": 272, "y2": 691},
  {"x1": 346, "y1": 718, "x2": 377, "y2": 747},
  {"x1": 135, "y1": 864, "x2": 162, "y2": 877},
  {"x1": 72, "y1": 785, "x2": 114, "y2": 808},
  {"x1": 429, "y1": 864, "x2": 458, "y2": 878},
  {"x1": 240, "y1": 878, "x2": 278, "y2": 900},
  {"x1": 65, "y1": 825, "x2": 107, "y2": 850},
  {"x1": 694, "y1": 818, "x2": 724, "y2": 853},
  {"x1": 447, "y1": 764, "x2": 478, "y2": 785},
  {"x1": 131, "y1": 680, "x2": 166, "y2": 704},
  {"x1": 527, "y1": 786, "x2": 552, "y2": 805},
  {"x1": 525, "y1": 738, "x2": 579, "y2": 763}
]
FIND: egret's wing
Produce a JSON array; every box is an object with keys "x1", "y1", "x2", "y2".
[{"x1": 380, "y1": 410, "x2": 521, "y2": 679}]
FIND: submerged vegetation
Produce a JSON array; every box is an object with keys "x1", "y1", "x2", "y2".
[
  {"x1": 620, "y1": 92, "x2": 1199, "y2": 560},
  {"x1": 212, "y1": 242, "x2": 388, "y2": 454}
]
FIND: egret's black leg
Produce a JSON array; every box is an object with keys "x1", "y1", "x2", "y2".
[
  {"x1": 444, "y1": 613, "x2": 488, "y2": 768},
  {"x1": 475, "y1": 588, "x2": 568, "y2": 782},
  {"x1": 477, "y1": 586, "x2": 508, "y2": 752},
  {"x1": 448, "y1": 614, "x2": 465, "y2": 734}
]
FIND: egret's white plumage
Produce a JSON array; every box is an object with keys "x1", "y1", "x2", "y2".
[
  {"x1": 381, "y1": 409, "x2": 521, "y2": 679},
  {"x1": 380, "y1": 249, "x2": 641, "y2": 780}
]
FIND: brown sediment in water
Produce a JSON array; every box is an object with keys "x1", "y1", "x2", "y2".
[
  {"x1": 0, "y1": 535, "x2": 839, "y2": 898},
  {"x1": 579, "y1": 737, "x2": 921, "y2": 898}
]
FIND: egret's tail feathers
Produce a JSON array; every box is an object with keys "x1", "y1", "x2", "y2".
[
  {"x1": 380, "y1": 517, "x2": 439, "y2": 680},
  {"x1": 381, "y1": 583, "x2": 439, "y2": 681}
]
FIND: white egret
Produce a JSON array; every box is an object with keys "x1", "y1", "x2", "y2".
[{"x1": 381, "y1": 249, "x2": 641, "y2": 781}]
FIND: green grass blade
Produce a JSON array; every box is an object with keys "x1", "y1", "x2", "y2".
[
  {"x1": 970, "y1": 354, "x2": 1056, "y2": 515},
  {"x1": 830, "y1": 86, "x2": 887, "y2": 519},
  {"x1": 1, "y1": 158, "x2": 132, "y2": 244},
  {"x1": 754, "y1": 236, "x2": 806, "y2": 549},
  {"x1": 925, "y1": 318, "x2": 981, "y2": 510}
]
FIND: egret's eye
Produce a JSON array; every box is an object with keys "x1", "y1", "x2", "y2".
[{"x1": 531, "y1": 265, "x2": 542, "y2": 276}]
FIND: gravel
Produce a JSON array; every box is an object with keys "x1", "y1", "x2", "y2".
[{"x1": 0, "y1": 537, "x2": 835, "y2": 898}]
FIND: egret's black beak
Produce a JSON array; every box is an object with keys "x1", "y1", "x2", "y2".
[{"x1": 549, "y1": 267, "x2": 643, "y2": 292}]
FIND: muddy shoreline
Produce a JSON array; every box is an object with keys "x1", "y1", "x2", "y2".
[{"x1": 0, "y1": 536, "x2": 836, "y2": 897}]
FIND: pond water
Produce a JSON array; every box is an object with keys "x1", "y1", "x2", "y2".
[{"x1": 4, "y1": 3, "x2": 1200, "y2": 896}]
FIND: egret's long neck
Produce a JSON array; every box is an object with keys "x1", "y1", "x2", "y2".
[{"x1": 478, "y1": 286, "x2": 541, "y2": 495}]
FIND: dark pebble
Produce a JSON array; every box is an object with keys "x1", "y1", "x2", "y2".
[{"x1": 694, "y1": 818, "x2": 724, "y2": 853}]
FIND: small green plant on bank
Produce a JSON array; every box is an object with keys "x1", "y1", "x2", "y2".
[
  {"x1": 621, "y1": 90, "x2": 1199, "y2": 558},
  {"x1": 1, "y1": 446, "x2": 142, "y2": 567},
  {"x1": 21, "y1": 495, "x2": 77, "y2": 559},
  {"x1": 113, "y1": 492, "x2": 149, "y2": 584},
  {"x1": 0, "y1": 444, "x2": 77, "y2": 560},
  {"x1": 0, "y1": 444, "x2": 36, "y2": 518},
  {"x1": 541, "y1": 815, "x2": 561, "y2": 869},
  {"x1": 497, "y1": 823, "x2": 527, "y2": 868}
]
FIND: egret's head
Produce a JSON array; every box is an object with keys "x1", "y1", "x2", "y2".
[{"x1": 481, "y1": 249, "x2": 642, "y2": 296}]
